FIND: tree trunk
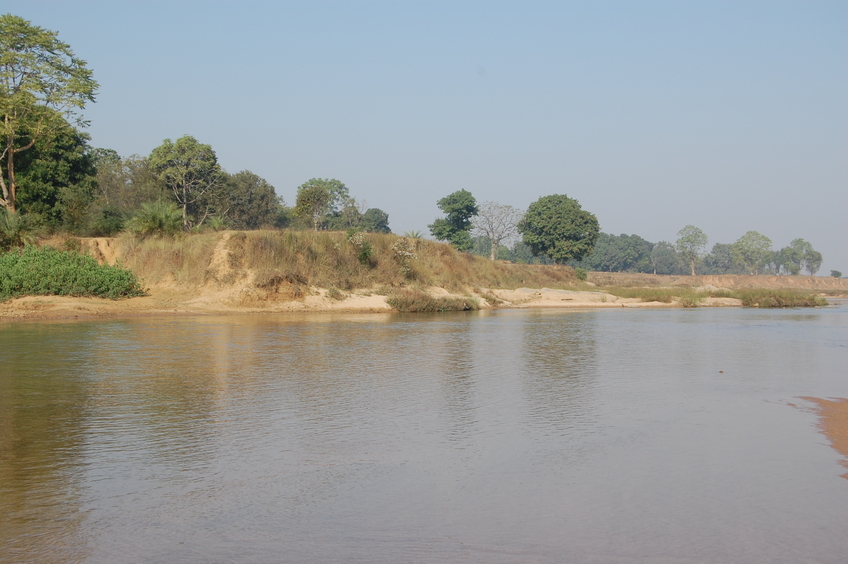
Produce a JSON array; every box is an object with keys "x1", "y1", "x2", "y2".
[{"x1": 690, "y1": 259, "x2": 696, "y2": 276}]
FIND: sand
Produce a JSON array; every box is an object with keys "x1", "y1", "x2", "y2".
[{"x1": 800, "y1": 397, "x2": 848, "y2": 479}]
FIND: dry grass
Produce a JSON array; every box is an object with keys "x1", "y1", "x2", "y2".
[
  {"x1": 112, "y1": 230, "x2": 580, "y2": 292},
  {"x1": 385, "y1": 288, "x2": 479, "y2": 312}
]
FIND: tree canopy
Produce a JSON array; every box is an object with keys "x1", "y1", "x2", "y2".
[
  {"x1": 429, "y1": 189, "x2": 478, "y2": 251},
  {"x1": 148, "y1": 135, "x2": 222, "y2": 230},
  {"x1": 675, "y1": 225, "x2": 708, "y2": 275},
  {"x1": 471, "y1": 201, "x2": 523, "y2": 260},
  {"x1": 731, "y1": 231, "x2": 772, "y2": 275},
  {"x1": 518, "y1": 194, "x2": 599, "y2": 264},
  {"x1": 1, "y1": 14, "x2": 98, "y2": 213}
]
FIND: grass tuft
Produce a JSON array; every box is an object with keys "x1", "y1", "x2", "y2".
[{"x1": 385, "y1": 288, "x2": 479, "y2": 312}]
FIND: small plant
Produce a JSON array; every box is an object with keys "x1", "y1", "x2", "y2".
[
  {"x1": 574, "y1": 267, "x2": 588, "y2": 281},
  {"x1": 403, "y1": 230, "x2": 423, "y2": 239},
  {"x1": 125, "y1": 200, "x2": 183, "y2": 237},
  {"x1": 326, "y1": 286, "x2": 346, "y2": 301},
  {"x1": 392, "y1": 237, "x2": 418, "y2": 277},
  {"x1": 206, "y1": 216, "x2": 228, "y2": 231},
  {"x1": 0, "y1": 209, "x2": 39, "y2": 250},
  {"x1": 347, "y1": 230, "x2": 373, "y2": 265}
]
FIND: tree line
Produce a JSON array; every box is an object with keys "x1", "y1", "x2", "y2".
[
  {"x1": 429, "y1": 190, "x2": 837, "y2": 277},
  {"x1": 0, "y1": 15, "x2": 390, "y2": 249}
]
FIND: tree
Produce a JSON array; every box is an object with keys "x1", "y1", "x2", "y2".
[
  {"x1": 429, "y1": 189, "x2": 478, "y2": 251},
  {"x1": 13, "y1": 118, "x2": 97, "y2": 230},
  {"x1": 361, "y1": 208, "x2": 390, "y2": 233},
  {"x1": 703, "y1": 243, "x2": 736, "y2": 274},
  {"x1": 649, "y1": 241, "x2": 681, "y2": 275},
  {"x1": 675, "y1": 225, "x2": 708, "y2": 275},
  {"x1": 576, "y1": 233, "x2": 653, "y2": 273},
  {"x1": 831, "y1": 270, "x2": 843, "y2": 278},
  {"x1": 518, "y1": 194, "x2": 600, "y2": 264},
  {"x1": 731, "y1": 231, "x2": 772, "y2": 275},
  {"x1": 803, "y1": 249, "x2": 822, "y2": 276},
  {"x1": 223, "y1": 170, "x2": 282, "y2": 229},
  {"x1": 148, "y1": 135, "x2": 222, "y2": 230},
  {"x1": 471, "y1": 201, "x2": 523, "y2": 260},
  {"x1": 294, "y1": 178, "x2": 349, "y2": 230},
  {"x1": 1, "y1": 15, "x2": 98, "y2": 213}
]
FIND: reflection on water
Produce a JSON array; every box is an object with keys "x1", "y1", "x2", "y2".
[{"x1": 1, "y1": 307, "x2": 847, "y2": 563}]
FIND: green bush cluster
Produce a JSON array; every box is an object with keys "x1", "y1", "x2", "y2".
[{"x1": 0, "y1": 245, "x2": 145, "y2": 301}]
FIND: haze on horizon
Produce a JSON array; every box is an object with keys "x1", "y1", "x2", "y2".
[{"x1": 15, "y1": 1, "x2": 847, "y2": 273}]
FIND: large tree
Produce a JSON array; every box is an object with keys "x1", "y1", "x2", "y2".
[
  {"x1": 223, "y1": 170, "x2": 283, "y2": 229},
  {"x1": 577, "y1": 232, "x2": 653, "y2": 273},
  {"x1": 731, "y1": 231, "x2": 772, "y2": 275},
  {"x1": 148, "y1": 135, "x2": 222, "y2": 230},
  {"x1": 675, "y1": 225, "x2": 708, "y2": 275},
  {"x1": 294, "y1": 178, "x2": 349, "y2": 230},
  {"x1": 429, "y1": 189, "x2": 478, "y2": 251},
  {"x1": 471, "y1": 201, "x2": 523, "y2": 260},
  {"x1": 518, "y1": 194, "x2": 599, "y2": 264},
  {"x1": 1, "y1": 15, "x2": 98, "y2": 213}
]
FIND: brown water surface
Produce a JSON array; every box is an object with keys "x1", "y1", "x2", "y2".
[{"x1": 1, "y1": 307, "x2": 847, "y2": 563}]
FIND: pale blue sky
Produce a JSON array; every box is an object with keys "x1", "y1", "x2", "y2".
[{"x1": 14, "y1": 1, "x2": 848, "y2": 272}]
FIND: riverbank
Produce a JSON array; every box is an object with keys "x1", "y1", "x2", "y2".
[{"x1": 1, "y1": 231, "x2": 845, "y2": 320}]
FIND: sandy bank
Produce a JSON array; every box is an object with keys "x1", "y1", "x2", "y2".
[{"x1": 800, "y1": 397, "x2": 848, "y2": 479}]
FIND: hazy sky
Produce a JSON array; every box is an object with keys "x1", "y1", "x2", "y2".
[{"x1": 15, "y1": 1, "x2": 848, "y2": 272}]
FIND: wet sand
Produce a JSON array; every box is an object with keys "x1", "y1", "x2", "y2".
[{"x1": 800, "y1": 397, "x2": 848, "y2": 479}]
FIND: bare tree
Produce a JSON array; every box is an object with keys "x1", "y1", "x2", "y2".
[{"x1": 472, "y1": 201, "x2": 524, "y2": 260}]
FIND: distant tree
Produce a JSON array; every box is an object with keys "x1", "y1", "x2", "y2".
[
  {"x1": 649, "y1": 241, "x2": 681, "y2": 275},
  {"x1": 518, "y1": 194, "x2": 599, "y2": 264},
  {"x1": 576, "y1": 233, "x2": 653, "y2": 273},
  {"x1": 675, "y1": 225, "x2": 708, "y2": 275},
  {"x1": 148, "y1": 136, "x2": 222, "y2": 230},
  {"x1": 731, "y1": 231, "x2": 772, "y2": 275},
  {"x1": 294, "y1": 178, "x2": 349, "y2": 230},
  {"x1": 803, "y1": 249, "x2": 822, "y2": 276},
  {"x1": 0, "y1": 15, "x2": 98, "y2": 213},
  {"x1": 361, "y1": 208, "x2": 390, "y2": 233},
  {"x1": 471, "y1": 201, "x2": 523, "y2": 260},
  {"x1": 831, "y1": 270, "x2": 842, "y2": 278},
  {"x1": 223, "y1": 170, "x2": 282, "y2": 229},
  {"x1": 703, "y1": 243, "x2": 736, "y2": 274},
  {"x1": 429, "y1": 189, "x2": 478, "y2": 251}
]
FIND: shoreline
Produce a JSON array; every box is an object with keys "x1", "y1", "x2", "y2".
[
  {"x1": 799, "y1": 397, "x2": 848, "y2": 479},
  {"x1": 1, "y1": 285, "x2": 837, "y2": 322}
]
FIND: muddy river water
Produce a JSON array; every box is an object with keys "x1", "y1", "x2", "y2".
[{"x1": 1, "y1": 306, "x2": 847, "y2": 563}]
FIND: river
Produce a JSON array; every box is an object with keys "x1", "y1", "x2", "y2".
[{"x1": 1, "y1": 306, "x2": 846, "y2": 563}]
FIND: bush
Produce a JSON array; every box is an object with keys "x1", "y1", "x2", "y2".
[
  {"x1": 736, "y1": 289, "x2": 827, "y2": 308},
  {"x1": 386, "y1": 288, "x2": 479, "y2": 312},
  {"x1": 0, "y1": 209, "x2": 39, "y2": 250},
  {"x1": 574, "y1": 267, "x2": 588, "y2": 281},
  {"x1": 0, "y1": 246, "x2": 145, "y2": 301},
  {"x1": 125, "y1": 200, "x2": 183, "y2": 237}
]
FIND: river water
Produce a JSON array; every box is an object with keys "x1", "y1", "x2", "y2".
[{"x1": 1, "y1": 306, "x2": 847, "y2": 563}]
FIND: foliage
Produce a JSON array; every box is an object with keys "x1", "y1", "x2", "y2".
[
  {"x1": 0, "y1": 208, "x2": 38, "y2": 250},
  {"x1": 124, "y1": 200, "x2": 183, "y2": 237},
  {"x1": 385, "y1": 288, "x2": 479, "y2": 312},
  {"x1": 736, "y1": 289, "x2": 827, "y2": 308},
  {"x1": 574, "y1": 267, "x2": 588, "y2": 281},
  {"x1": 731, "y1": 231, "x2": 772, "y2": 275},
  {"x1": 0, "y1": 245, "x2": 144, "y2": 301},
  {"x1": 294, "y1": 178, "x2": 349, "y2": 231},
  {"x1": 575, "y1": 232, "x2": 653, "y2": 273},
  {"x1": 404, "y1": 230, "x2": 423, "y2": 239},
  {"x1": 0, "y1": 14, "x2": 98, "y2": 213},
  {"x1": 803, "y1": 249, "x2": 822, "y2": 276},
  {"x1": 649, "y1": 241, "x2": 682, "y2": 274},
  {"x1": 148, "y1": 135, "x2": 222, "y2": 230},
  {"x1": 429, "y1": 189, "x2": 478, "y2": 251},
  {"x1": 675, "y1": 225, "x2": 708, "y2": 275},
  {"x1": 831, "y1": 270, "x2": 842, "y2": 278},
  {"x1": 703, "y1": 243, "x2": 738, "y2": 275},
  {"x1": 347, "y1": 230, "x2": 373, "y2": 266},
  {"x1": 13, "y1": 118, "x2": 97, "y2": 230},
  {"x1": 391, "y1": 236, "x2": 418, "y2": 277},
  {"x1": 518, "y1": 194, "x2": 599, "y2": 264},
  {"x1": 471, "y1": 201, "x2": 523, "y2": 260},
  {"x1": 223, "y1": 170, "x2": 283, "y2": 229}
]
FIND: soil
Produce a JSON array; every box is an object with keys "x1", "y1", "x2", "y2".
[{"x1": 799, "y1": 397, "x2": 848, "y2": 479}]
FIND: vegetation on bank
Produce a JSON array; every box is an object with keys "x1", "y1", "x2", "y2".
[
  {"x1": 385, "y1": 288, "x2": 479, "y2": 312},
  {"x1": 595, "y1": 285, "x2": 828, "y2": 308},
  {"x1": 0, "y1": 245, "x2": 145, "y2": 301}
]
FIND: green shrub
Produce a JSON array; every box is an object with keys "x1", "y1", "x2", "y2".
[
  {"x1": 386, "y1": 288, "x2": 479, "y2": 312},
  {"x1": 0, "y1": 209, "x2": 39, "y2": 250},
  {"x1": 736, "y1": 289, "x2": 826, "y2": 308},
  {"x1": 574, "y1": 267, "x2": 588, "y2": 281},
  {"x1": 125, "y1": 200, "x2": 183, "y2": 237},
  {"x1": 0, "y1": 246, "x2": 145, "y2": 301}
]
